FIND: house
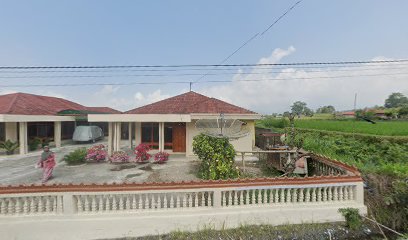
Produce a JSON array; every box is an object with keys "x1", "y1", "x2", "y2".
[
  {"x1": 0, "y1": 92, "x2": 120, "y2": 155},
  {"x1": 88, "y1": 91, "x2": 261, "y2": 156},
  {"x1": 339, "y1": 111, "x2": 355, "y2": 118}
]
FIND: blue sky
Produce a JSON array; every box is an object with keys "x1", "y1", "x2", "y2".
[{"x1": 0, "y1": 0, "x2": 407, "y2": 113}]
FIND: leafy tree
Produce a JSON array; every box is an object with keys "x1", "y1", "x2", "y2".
[
  {"x1": 303, "y1": 107, "x2": 314, "y2": 117},
  {"x1": 399, "y1": 104, "x2": 408, "y2": 117},
  {"x1": 291, "y1": 101, "x2": 307, "y2": 117},
  {"x1": 316, "y1": 105, "x2": 336, "y2": 114},
  {"x1": 384, "y1": 92, "x2": 408, "y2": 108}
]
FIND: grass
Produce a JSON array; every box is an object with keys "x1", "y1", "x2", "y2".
[
  {"x1": 294, "y1": 119, "x2": 408, "y2": 136},
  {"x1": 107, "y1": 222, "x2": 382, "y2": 240}
]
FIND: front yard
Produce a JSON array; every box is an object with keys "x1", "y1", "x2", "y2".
[{"x1": 0, "y1": 146, "x2": 200, "y2": 186}]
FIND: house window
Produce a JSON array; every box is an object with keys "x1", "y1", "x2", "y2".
[
  {"x1": 141, "y1": 123, "x2": 159, "y2": 149},
  {"x1": 164, "y1": 123, "x2": 173, "y2": 149},
  {"x1": 0, "y1": 123, "x2": 4, "y2": 141},
  {"x1": 28, "y1": 122, "x2": 54, "y2": 139}
]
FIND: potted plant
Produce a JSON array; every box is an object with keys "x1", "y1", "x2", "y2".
[
  {"x1": 109, "y1": 151, "x2": 130, "y2": 163},
  {"x1": 86, "y1": 144, "x2": 107, "y2": 162},
  {"x1": 28, "y1": 138, "x2": 41, "y2": 151},
  {"x1": 134, "y1": 143, "x2": 151, "y2": 163},
  {"x1": 154, "y1": 151, "x2": 169, "y2": 164},
  {"x1": 0, "y1": 140, "x2": 19, "y2": 155}
]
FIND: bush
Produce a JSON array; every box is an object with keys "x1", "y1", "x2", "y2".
[
  {"x1": 134, "y1": 143, "x2": 151, "y2": 163},
  {"x1": 154, "y1": 151, "x2": 169, "y2": 164},
  {"x1": 86, "y1": 144, "x2": 107, "y2": 162},
  {"x1": 28, "y1": 138, "x2": 41, "y2": 151},
  {"x1": 63, "y1": 148, "x2": 87, "y2": 165},
  {"x1": 109, "y1": 151, "x2": 130, "y2": 163},
  {"x1": 193, "y1": 133, "x2": 239, "y2": 180},
  {"x1": 338, "y1": 208, "x2": 362, "y2": 230},
  {"x1": 0, "y1": 140, "x2": 19, "y2": 155},
  {"x1": 258, "y1": 117, "x2": 289, "y2": 129}
]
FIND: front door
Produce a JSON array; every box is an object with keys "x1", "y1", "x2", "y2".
[{"x1": 172, "y1": 124, "x2": 186, "y2": 152}]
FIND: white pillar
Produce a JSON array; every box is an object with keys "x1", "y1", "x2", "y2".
[
  {"x1": 128, "y1": 122, "x2": 132, "y2": 149},
  {"x1": 5, "y1": 122, "x2": 18, "y2": 142},
  {"x1": 54, "y1": 121, "x2": 62, "y2": 148},
  {"x1": 355, "y1": 182, "x2": 364, "y2": 204},
  {"x1": 19, "y1": 122, "x2": 28, "y2": 155},
  {"x1": 134, "y1": 122, "x2": 141, "y2": 146},
  {"x1": 114, "y1": 122, "x2": 121, "y2": 152},
  {"x1": 108, "y1": 122, "x2": 113, "y2": 156},
  {"x1": 159, "y1": 122, "x2": 164, "y2": 152}
]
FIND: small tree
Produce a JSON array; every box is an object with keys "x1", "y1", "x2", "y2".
[
  {"x1": 303, "y1": 107, "x2": 314, "y2": 117},
  {"x1": 291, "y1": 101, "x2": 307, "y2": 118},
  {"x1": 399, "y1": 104, "x2": 408, "y2": 118},
  {"x1": 193, "y1": 134, "x2": 239, "y2": 180},
  {"x1": 385, "y1": 92, "x2": 408, "y2": 108},
  {"x1": 316, "y1": 105, "x2": 335, "y2": 114}
]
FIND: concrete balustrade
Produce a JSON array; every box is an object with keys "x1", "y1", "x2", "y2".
[
  {"x1": 0, "y1": 182, "x2": 363, "y2": 216},
  {"x1": 0, "y1": 177, "x2": 366, "y2": 239}
]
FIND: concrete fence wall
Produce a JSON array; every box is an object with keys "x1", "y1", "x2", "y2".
[{"x1": 0, "y1": 177, "x2": 366, "y2": 240}]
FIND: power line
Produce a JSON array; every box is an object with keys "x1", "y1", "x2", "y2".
[
  {"x1": 0, "y1": 65, "x2": 407, "y2": 79},
  {"x1": 0, "y1": 59, "x2": 407, "y2": 70},
  {"x1": 1, "y1": 62, "x2": 407, "y2": 74},
  {"x1": 193, "y1": 0, "x2": 304, "y2": 83},
  {"x1": 1, "y1": 71, "x2": 407, "y2": 88}
]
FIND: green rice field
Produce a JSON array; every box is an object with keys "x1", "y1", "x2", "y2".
[{"x1": 294, "y1": 120, "x2": 408, "y2": 136}]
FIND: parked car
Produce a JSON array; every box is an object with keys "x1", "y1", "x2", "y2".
[{"x1": 72, "y1": 126, "x2": 104, "y2": 143}]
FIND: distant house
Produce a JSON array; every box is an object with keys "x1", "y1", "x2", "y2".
[
  {"x1": 372, "y1": 109, "x2": 386, "y2": 118},
  {"x1": 88, "y1": 91, "x2": 261, "y2": 156},
  {"x1": 339, "y1": 111, "x2": 355, "y2": 118},
  {"x1": 0, "y1": 92, "x2": 120, "y2": 155}
]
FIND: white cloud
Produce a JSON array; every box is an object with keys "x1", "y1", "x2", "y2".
[
  {"x1": 201, "y1": 46, "x2": 408, "y2": 114},
  {"x1": 133, "y1": 89, "x2": 171, "y2": 107}
]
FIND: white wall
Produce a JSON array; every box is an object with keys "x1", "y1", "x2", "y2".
[
  {"x1": 5, "y1": 122, "x2": 18, "y2": 141},
  {"x1": 186, "y1": 120, "x2": 255, "y2": 157}
]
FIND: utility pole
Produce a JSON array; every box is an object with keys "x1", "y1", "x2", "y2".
[{"x1": 352, "y1": 93, "x2": 357, "y2": 136}]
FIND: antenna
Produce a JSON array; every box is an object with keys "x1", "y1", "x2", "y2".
[{"x1": 195, "y1": 113, "x2": 250, "y2": 140}]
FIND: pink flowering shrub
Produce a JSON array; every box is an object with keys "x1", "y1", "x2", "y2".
[
  {"x1": 109, "y1": 151, "x2": 130, "y2": 163},
  {"x1": 134, "y1": 143, "x2": 151, "y2": 163},
  {"x1": 154, "y1": 151, "x2": 169, "y2": 164},
  {"x1": 86, "y1": 144, "x2": 107, "y2": 162}
]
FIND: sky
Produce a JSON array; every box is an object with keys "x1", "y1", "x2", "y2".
[{"x1": 0, "y1": 0, "x2": 407, "y2": 114}]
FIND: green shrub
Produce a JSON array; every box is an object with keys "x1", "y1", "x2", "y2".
[
  {"x1": 63, "y1": 148, "x2": 87, "y2": 165},
  {"x1": 0, "y1": 140, "x2": 19, "y2": 155},
  {"x1": 338, "y1": 208, "x2": 362, "y2": 230},
  {"x1": 192, "y1": 133, "x2": 239, "y2": 180},
  {"x1": 28, "y1": 138, "x2": 41, "y2": 151},
  {"x1": 258, "y1": 117, "x2": 289, "y2": 129}
]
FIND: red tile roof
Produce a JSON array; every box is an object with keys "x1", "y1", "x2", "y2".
[
  {"x1": 341, "y1": 111, "x2": 355, "y2": 116},
  {"x1": 126, "y1": 91, "x2": 257, "y2": 114},
  {"x1": 86, "y1": 107, "x2": 122, "y2": 114},
  {"x1": 0, "y1": 92, "x2": 119, "y2": 115}
]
